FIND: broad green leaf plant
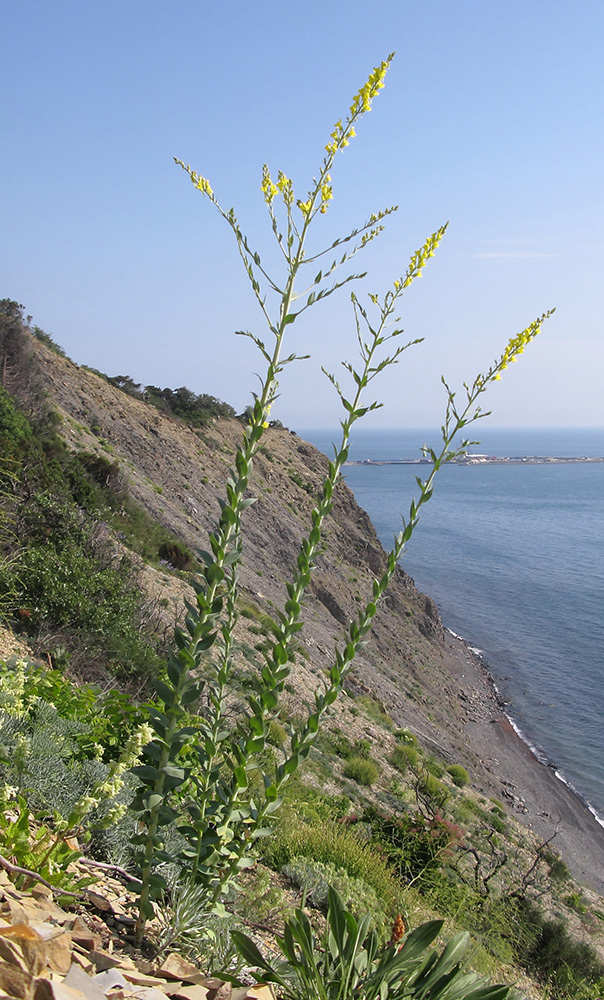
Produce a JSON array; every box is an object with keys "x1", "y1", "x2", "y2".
[
  {"x1": 131, "y1": 54, "x2": 550, "y2": 946},
  {"x1": 234, "y1": 885, "x2": 510, "y2": 1000}
]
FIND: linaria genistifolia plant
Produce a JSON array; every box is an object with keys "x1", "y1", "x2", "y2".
[{"x1": 131, "y1": 54, "x2": 551, "y2": 945}]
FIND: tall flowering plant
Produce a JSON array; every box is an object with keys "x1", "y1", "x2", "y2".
[{"x1": 131, "y1": 54, "x2": 551, "y2": 945}]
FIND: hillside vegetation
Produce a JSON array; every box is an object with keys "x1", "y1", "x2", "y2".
[{"x1": 1, "y1": 303, "x2": 604, "y2": 998}]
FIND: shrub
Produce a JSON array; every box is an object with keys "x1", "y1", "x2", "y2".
[
  {"x1": 447, "y1": 764, "x2": 469, "y2": 787},
  {"x1": 360, "y1": 806, "x2": 463, "y2": 885},
  {"x1": 417, "y1": 772, "x2": 449, "y2": 812},
  {"x1": 258, "y1": 813, "x2": 401, "y2": 917},
  {"x1": 424, "y1": 755, "x2": 445, "y2": 778},
  {"x1": 158, "y1": 540, "x2": 194, "y2": 571},
  {"x1": 389, "y1": 744, "x2": 418, "y2": 773},
  {"x1": 344, "y1": 756, "x2": 379, "y2": 786},
  {"x1": 394, "y1": 728, "x2": 417, "y2": 746},
  {"x1": 283, "y1": 857, "x2": 391, "y2": 935},
  {"x1": 355, "y1": 695, "x2": 394, "y2": 730}
]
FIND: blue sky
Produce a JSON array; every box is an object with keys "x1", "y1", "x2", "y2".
[{"x1": 3, "y1": 1, "x2": 603, "y2": 428}]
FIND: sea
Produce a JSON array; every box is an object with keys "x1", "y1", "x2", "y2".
[{"x1": 297, "y1": 427, "x2": 604, "y2": 823}]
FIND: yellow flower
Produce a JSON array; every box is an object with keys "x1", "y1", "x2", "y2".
[
  {"x1": 195, "y1": 176, "x2": 213, "y2": 197},
  {"x1": 319, "y1": 178, "x2": 333, "y2": 213},
  {"x1": 277, "y1": 171, "x2": 294, "y2": 206},
  {"x1": 261, "y1": 165, "x2": 278, "y2": 204},
  {"x1": 349, "y1": 55, "x2": 392, "y2": 116}
]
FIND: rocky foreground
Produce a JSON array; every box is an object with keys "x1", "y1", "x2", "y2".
[{"x1": 0, "y1": 865, "x2": 274, "y2": 1000}]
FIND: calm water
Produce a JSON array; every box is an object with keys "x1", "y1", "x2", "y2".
[{"x1": 298, "y1": 427, "x2": 604, "y2": 819}]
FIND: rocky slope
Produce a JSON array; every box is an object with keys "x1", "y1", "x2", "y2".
[{"x1": 4, "y1": 330, "x2": 604, "y2": 898}]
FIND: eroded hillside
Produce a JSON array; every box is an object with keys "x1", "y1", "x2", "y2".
[{"x1": 3, "y1": 323, "x2": 604, "y2": 900}]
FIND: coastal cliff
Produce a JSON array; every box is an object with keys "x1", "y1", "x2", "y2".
[
  {"x1": 2, "y1": 323, "x2": 603, "y2": 891},
  {"x1": 2, "y1": 318, "x2": 604, "y2": 993}
]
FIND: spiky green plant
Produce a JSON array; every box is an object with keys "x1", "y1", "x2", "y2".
[{"x1": 130, "y1": 53, "x2": 550, "y2": 945}]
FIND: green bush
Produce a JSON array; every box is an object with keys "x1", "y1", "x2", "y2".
[
  {"x1": 11, "y1": 541, "x2": 160, "y2": 676},
  {"x1": 258, "y1": 813, "x2": 401, "y2": 917},
  {"x1": 355, "y1": 695, "x2": 394, "y2": 729},
  {"x1": 446, "y1": 764, "x2": 469, "y2": 788},
  {"x1": 504, "y1": 896, "x2": 604, "y2": 990},
  {"x1": 393, "y1": 728, "x2": 417, "y2": 746},
  {"x1": 389, "y1": 744, "x2": 418, "y2": 773},
  {"x1": 343, "y1": 756, "x2": 379, "y2": 786},
  {"x1": 424, "y1": 755, "x2": 445, "y2": 778},
  {"x1": 323, "y1": 730, "x2": 372, "y2": 761},
  {"x1": 360, "y1": 806, "x2": 463, "y2": 886},
  {"x1": 282, "y1": 857, "x2": 391, "y2": 934}
]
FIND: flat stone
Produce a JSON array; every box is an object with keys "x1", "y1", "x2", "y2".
[
  {"x1": 0, "y1": 925, "x2": 48, "y2": 977},
  {"x1": 69, "y1": 952, "x2": 95, "y2": 976},
  {"x1": 244, "y1": 987, "x2": 276, "y2": 1000},
  {"x1": 84, "y1": 896, "x2": 111, "y2": 915},
  {"x1": 64, "y1": 965, "x2": 107, "y2": 1000},
  {"x1": 86, "y1": 955, "x2": 121, "y2": 975},
  {"x1": 230, "y1": 988, "x2": 275, "y2": 1000},
  {"x1": 0, "y1": 935, "x2": 28, "y2": 974},
  {"x1": 68, "y1": 922, "x2": 101, "y2": 955},
  {"x1": 28, "y1": 928, "x2": 72, "y2": 975},
  {"x1": 155, "y1": 957, "x2": 202, "y2": 984},
  {"x1": 30, "y1": 888, "x2": 53, "y2": 903},
  {"x1": 123, "y1": 989, "x2": 167, "y2": 1000},
  {"x1": 120, "y1": 975, "x2": 169, "y2": 991},
  {"x1": 91, "y1": 970, "x2": 129, "y2": 994},
  {"x1": 0, "y1": 960, "x2": 33, "y2": 999},
  {"x1": 203, "y1": 982, "x2": 230, "y2": 1000},
  {"x1": 168, "y1": 986, "x2": 209, "y2": 1000},
  {"x1": 34, "y1": 979, "x2": 89, "y2": 1000}
]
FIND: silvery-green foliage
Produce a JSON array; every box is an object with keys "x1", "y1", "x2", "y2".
[
  {"x1": 0, "y1": 702, "x2": 106, "y2": 816},
  {"x1": 282, "y1": 857, "x2": 390, "y2": 934},
  {"x1": 155, "y1": 880, "x2": 245, "y2": 975}
]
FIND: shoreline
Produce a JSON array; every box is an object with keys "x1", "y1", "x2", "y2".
[
  {"x1": 443, "y1": 627, "x2": 604, "y2": 895},
  {"x1": 448, "y1": 628, "x2": 604, "y2": 830}
]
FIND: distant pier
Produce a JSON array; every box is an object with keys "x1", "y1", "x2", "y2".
[{"x1": 346, "y1": 455, "x2": 604, "y2": 466}]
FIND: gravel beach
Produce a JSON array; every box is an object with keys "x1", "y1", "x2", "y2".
[{"x1": 443, "y1": 630, "x2": 604, "y2": 895}]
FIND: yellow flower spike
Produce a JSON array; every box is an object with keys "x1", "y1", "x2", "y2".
[
  {"x1": 297, "y1": 199, "x2": 312, "y2": 216},
  {"x1": 261, "y1": 165, "x2": 278, "y2": 205},
  {"x1": 195, "y1": 176, "x2": 213, "y2": 197},
  {"x1": 349, "y1": 54, "x2": 393, "y2": 116},
  {"x1": 320, "y1": 183, "x2": 333, "y2": 203},
  {"x1": 277, "y1": 171, "x2": 294, "y2": 207}
]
